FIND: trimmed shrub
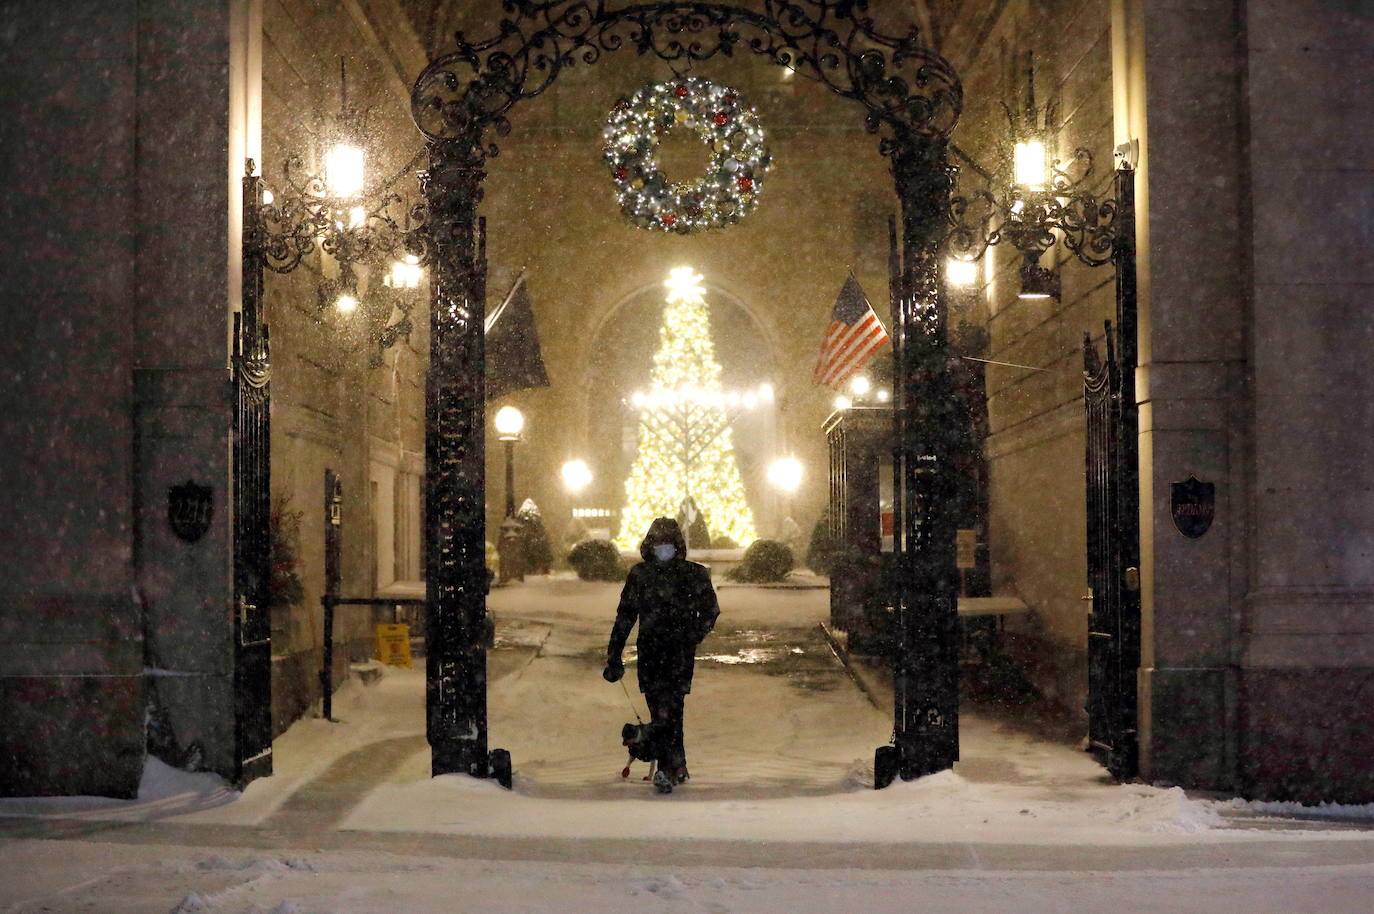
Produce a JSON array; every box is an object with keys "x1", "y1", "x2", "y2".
[
  {"x1": 805, "y1": 512, "x2": 839, "y2": 576},
  {"x1": 516, "y1": 501, "x2": 553, "y2": 575},
  {"x1": 726, "y1": 539, "x2": 794, "y2": 583},
  {"x1": 710, "y1": 535, "x2": 739, "y2": 550},
  {"x1": 568, "y1": 539, "x2": 626, "y2": 582}
]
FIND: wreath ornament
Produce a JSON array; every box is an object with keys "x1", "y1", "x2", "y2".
[{"x1": 603, "y1": 77, "x2": 772, "y2": 234}]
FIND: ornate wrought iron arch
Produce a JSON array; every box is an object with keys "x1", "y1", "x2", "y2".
[
  {"x1": 412, "y1": 0, "x2": 964, "y2": 789},
  {"x1": 410, "y1": 0, "x2": 962, "y2": 157}
]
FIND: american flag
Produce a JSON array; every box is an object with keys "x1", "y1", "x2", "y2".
[{"x1": 812, "y1": 274, "x2": 890, "y2": 388}]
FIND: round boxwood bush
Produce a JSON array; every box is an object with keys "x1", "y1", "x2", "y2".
[
  {"x1": 568, "y1": 539, "x2": 626, "y2": 582},
  {"x1": 710, "y1": 535, "x2": 739, "y2": 550},
  {"x1": 727, "y1": 539, "x2": 794, "y2": 583}
]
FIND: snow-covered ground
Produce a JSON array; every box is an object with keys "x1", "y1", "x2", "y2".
[{"x1": 2, "y1": 576, "x2": 1372, "y2": 913}]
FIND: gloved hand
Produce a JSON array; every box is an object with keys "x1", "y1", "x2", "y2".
[{"x1": 602, "y1": 660, "x2": 624, "y2": 683}]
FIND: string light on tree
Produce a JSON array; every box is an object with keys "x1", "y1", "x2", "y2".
[{"x1": 617, "y1": 267, "x2": 762, "y2": 549}]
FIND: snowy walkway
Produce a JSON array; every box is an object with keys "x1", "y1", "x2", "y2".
[
  {"x1": 485, "y1": 577, "x2": 889, "y2": 798},
  {"x1": 3, "y1": 576, "x2": 1374, "y2": 912}
]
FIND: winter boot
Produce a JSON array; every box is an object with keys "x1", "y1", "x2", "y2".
[{"x1": 652, "y1": 767, "x2": 674, "y2": 794}]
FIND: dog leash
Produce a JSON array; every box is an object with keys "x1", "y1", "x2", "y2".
[{"x1": 619, "y1": 677, "x2": 645, "y2": 724}]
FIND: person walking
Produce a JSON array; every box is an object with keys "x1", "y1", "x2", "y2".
[{"x1": 603, "y1": 516, "x2": 719, "y2": 794}]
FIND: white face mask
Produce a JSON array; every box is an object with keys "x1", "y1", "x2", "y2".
[{"x1": 652, "y1": 544, "x2": 676, "y2": 562}]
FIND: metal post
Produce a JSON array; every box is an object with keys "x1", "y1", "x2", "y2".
[
  {"x1": 884, "y1": 137, "x2": 961, "y2": 783},
  {"x1": 1112, "y1": 165, "x2": 1141, "y2": 778},
  {"x1": 322, "y1": 470, "x2": 342, "y2": 722},
  {"x1": 321, "y1": 595, "x2": 335, "y2": 721},
  {"x1": 422, "y1": 136, "x2": 492, "y2": 779},
  {"x1": 504, "y1": 438, "x2": 516, "y2": 518}
]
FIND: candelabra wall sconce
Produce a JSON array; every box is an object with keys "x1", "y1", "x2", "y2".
[
  {"x1": 244, "y1": 59, "x2": 429, "y2": 367},
  {"x1": 944, "y1": 54, "x2": 1134, "y2": 302}
]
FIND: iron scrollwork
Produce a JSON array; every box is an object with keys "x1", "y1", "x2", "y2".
[
  {"x1": 243, "y1": 156, "x2": 430, "y2": 362},
  {"x1": 947, "y1": 146, "x2": 1130, "y2": 271},
  {"x1": 411, "y1": 1, "x2": 962, "y2": 159}
]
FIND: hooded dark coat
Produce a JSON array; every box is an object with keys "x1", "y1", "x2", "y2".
[{"x1": 608, "y1": 517, "x2": 720, "y2": 694}]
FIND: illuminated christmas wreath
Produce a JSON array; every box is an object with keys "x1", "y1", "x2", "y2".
[{"x1": 603, "y1": 77, "x2": 772, "y2": 234}]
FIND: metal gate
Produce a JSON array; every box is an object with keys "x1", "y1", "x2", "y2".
[
  {"x1": 1081, "y1": 166, "x2": 1141, "y2": 779},
  {"x1": 233, "y1": 169, "x2": 274, "y2": 787},
  {"x1": 410, "y1": 2, "x2": 963, "y2": 787}
]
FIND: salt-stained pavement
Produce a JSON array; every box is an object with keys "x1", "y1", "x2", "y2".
[{"x1": 2, "y1": 575, "x2": 1373, "y2": 913}]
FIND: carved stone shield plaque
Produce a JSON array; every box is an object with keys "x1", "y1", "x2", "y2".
[
  {"x1": 1171, "y1": 476, "x2": 1214, "y2": 539},
  {"x1": 168, "y1": 480, "x2": 214, "y2": 543}
]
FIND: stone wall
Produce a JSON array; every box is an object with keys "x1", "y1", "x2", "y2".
[
  {"x1": 939, "y1": 0, "x2": 1117, "y2": 723},
  {"x1": 260, "y1": 0, "x2": 429, "y2": 734},
  {"x1": 0, "y1": 0, "x2": 241, "y2": 794}
]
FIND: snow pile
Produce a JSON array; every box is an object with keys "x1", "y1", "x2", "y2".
[
  {"x1": 632, "y1": 874, "x2": 689, "y2": 897},
  {"x1": 0, "y1": 755, "x2": 237, "y2": 822},
  {"x1": 185, "y1": 856, "x2": 317, "y2": 874},
  {"x1": 1211, "y1": 796, "x2": 1374, "y2": 824},
  {"x1": 169, "y1": 891, "x2": 303, "y2": 914},
  {"x1": 139, "y1": 757, "x2": 236, "y2": 803},
  {"x1": 1106, "y1": 785, "x2": 1227, "y2": 833},
  {"x1": 338, "y1": 763, "x2": 1237, "y2": 845}
]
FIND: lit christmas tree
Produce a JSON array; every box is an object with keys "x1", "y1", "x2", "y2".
[{"x1": 616, "y1": 268, "x2": 760, "y2": 550}]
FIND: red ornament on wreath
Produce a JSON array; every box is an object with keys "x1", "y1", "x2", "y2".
[
  {"x1": 738, "y1": 175, "x2": 754, "y2": 192},
  {"x1": 674, "y1": 84, "x2": 689, "y2": 98}
]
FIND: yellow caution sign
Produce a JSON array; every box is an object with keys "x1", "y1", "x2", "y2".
[
  {"x1": 375, "y1": 624, "x2": 412, "y2": 669},
  {"x1": 956, "y1": 529, "x2": 978, "y2": 569}
]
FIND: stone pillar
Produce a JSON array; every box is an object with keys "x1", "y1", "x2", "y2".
[
  {"x1": 1135, "y1": 0, "x2": 1374, "y2": 802},
  {"x1": 1238, "y1": 0, "x2": 1374, "y2": 803},
  {"x1": 0, "y1": 0, "x2": 256, "y2": 795},
  {"x1": 1133, "y1": 0, "x2": 1249, "y2": 792},
  {"x1": 135, "y1": 0, "x2": 260, "y2": 784},
  {"x1": 0, "y1": 0, "x2": 145, "y2": 797}
]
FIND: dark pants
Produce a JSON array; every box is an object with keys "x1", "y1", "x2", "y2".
[{"x1": 645, "y1": 688, "x2": 686, "y2": 773}]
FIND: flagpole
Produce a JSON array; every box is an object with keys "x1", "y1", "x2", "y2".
[{"x1": 484, "y1": 266, "x2": 528, "y2": 335}]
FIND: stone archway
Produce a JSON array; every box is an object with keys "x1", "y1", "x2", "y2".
[{"x1": 410, "y1": 1, "x2": 965, "y2": 787}]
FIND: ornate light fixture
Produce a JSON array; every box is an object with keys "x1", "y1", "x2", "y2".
[
  {"x1": 245, "y1": 59, "x2": 428, "y2": 365},
  {"x1": 946, "y1": 53, "x2": 1131, "y2": 302}
]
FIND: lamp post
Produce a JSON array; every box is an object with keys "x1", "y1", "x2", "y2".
[{"x1": 494, "y1": 406, "x2": 525, "y2": 518}]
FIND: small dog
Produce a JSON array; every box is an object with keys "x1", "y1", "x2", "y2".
[{"x1": 620, "y1": 721, "x2": 659, "y2": 779}]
